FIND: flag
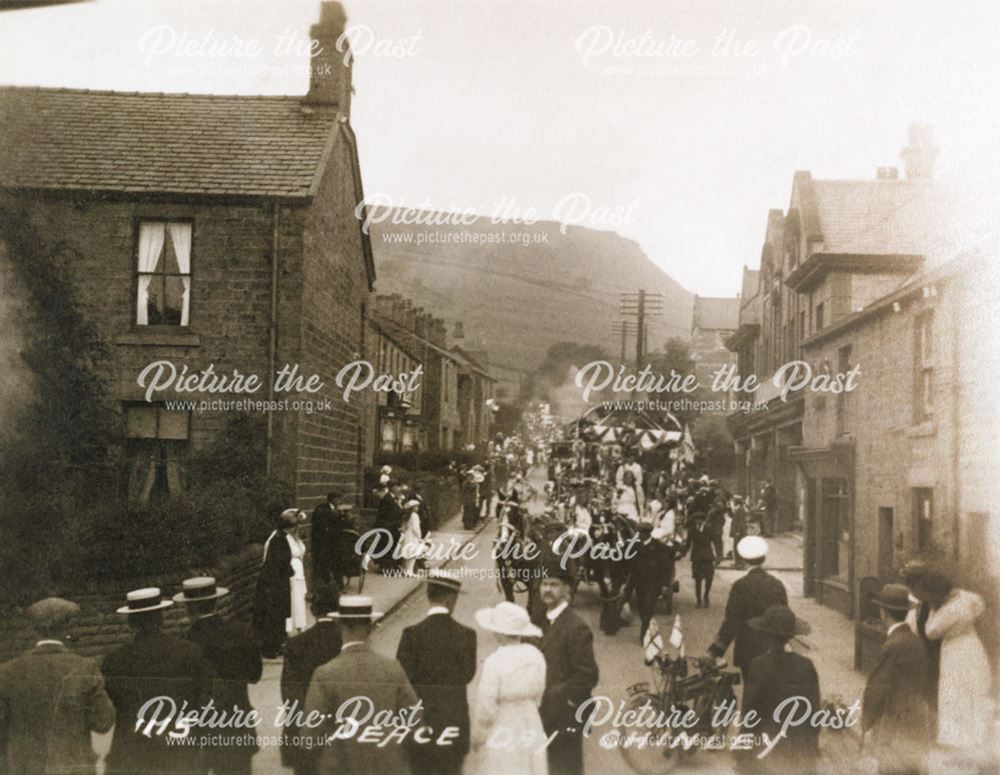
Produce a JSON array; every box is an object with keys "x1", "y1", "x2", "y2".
[
  {"x1": 643, "y1": 618, "x2": 664, "y2": 664},
  {"x1": 681, "y1": 424, "x2": 696, "y2": 465},
  {"x1": 669, "y1": 614, "x2": 684, "y2": 657}
]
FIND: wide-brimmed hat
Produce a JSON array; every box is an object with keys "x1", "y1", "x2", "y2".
[
  {"x1": 737, "y1": 535, "x2": 768, "y2": 561},
  {"x1": 748, "y1": 604, "x2": 811, "y2": 639},
  {"x1": 912, "y1": 570, "x2": 953, "y2": 604},
  {"x1": 475, "y1": 602, "x2": 542, "y2": 638},
  {"x1": 27, "y1": 597, "x2": 80, "y2": 630},
  {"x1": 332, "y1": 595, "x2": 383, "y2": 621},
  {"x1": 425, "y1": 569, "x2": 463, "y2": 594},
  {"x1": 873, "y1": 583, "x2": 911, "y2": 612},
  {"x1": 173, "y1": 576, "x2": 229, "y2": 604},
  {"x1": 380, "y1": 465, "x2": 393, "y2": 475},
  {"x1": 404, "y1": 498, "x2": 421, "y2": 510},
  {"x1": 117, "y1": 587, "x2": 174, "y2": 615},
  {"x1": 279, "y1": 508, "x2": 307, "y2": 528}
]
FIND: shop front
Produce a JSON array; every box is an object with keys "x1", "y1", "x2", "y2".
[{"x1": 790, "y1": 441, "x2": 855, "y2": 617}]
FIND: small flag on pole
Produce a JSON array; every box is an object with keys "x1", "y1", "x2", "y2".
[
  {"x1": 669, "y1": 614, "x2": 684, "y2": 657},
  {"x1": 643, "y1": 618, "x2": 664, "y2": 664}
]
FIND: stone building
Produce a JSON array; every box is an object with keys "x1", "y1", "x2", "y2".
[
  {"x1": 369, "y1": 318, "x2": 426, "y2": 454},
  {"x1": 726, "y1": 149, "x2": 928, "y2": 528},
  {"x1": 0, "y1": 1, "x2": 376, "y2": 507},
  {"x1": 370, "y1": 294, "x2": 463, "y2": 451},
  {"x1": 451, "y1": 345, "x2": 497, "y2": 453}
]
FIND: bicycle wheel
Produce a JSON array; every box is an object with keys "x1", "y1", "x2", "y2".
[{"x1": 618, "y1": 693, "x2": 685, "y2": 775}]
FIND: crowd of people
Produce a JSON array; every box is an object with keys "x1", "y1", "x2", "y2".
[{"x1": 0, "y1": 430, "x2": 994, "y2": 775}]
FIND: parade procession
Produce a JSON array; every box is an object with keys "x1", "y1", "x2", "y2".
[{"x1": 1, "y1": 0, "x2": 999, "y2": 774}]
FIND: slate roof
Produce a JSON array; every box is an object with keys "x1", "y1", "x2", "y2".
[
  {"x1": 740, "y1": 268, "x2": 759, "y2": 301},
  {"x1": 692, "y1": 296, "x2": 739, "y2": 331},
  {"x1": 810, "y1": 179, "x2": 930, "y2": 255},
  {"x1": 0, "y1": 87, "x2": 340, "y2": 199}
]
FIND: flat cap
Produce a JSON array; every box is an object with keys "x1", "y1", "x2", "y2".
[{"x1": 27, "y1": 597, "x2": 80, "y2": 629}]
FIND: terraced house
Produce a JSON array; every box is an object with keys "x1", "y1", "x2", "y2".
[{"x1": 0, "y1": 1, "x2": 377, "y2": 507}]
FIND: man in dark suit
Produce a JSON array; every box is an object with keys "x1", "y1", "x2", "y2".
[
  {"x1": 706, "y1": 536, "x2": 788, "y2": 681},
  {"x1": 687, "y1": 512, "x2": 717, "y2": 608},
  {"x1": 303, "y1": 595, "x2": 418, "y2": 775},
  {"x1": 625, "y1": 522, "x2": 673, "y2": 640},
  {"x1": 740, "y1": 605, "x2": 820, "y2": 775},
  {"x1": 176, "y1": 576, "x2": 263, "y2": 775},
  {"x1": 862, "y1": 583, "x2": 932, "y2": 775},
  {"x1": 0, "y1": 597, "x2": 114, "y2": 775},
  {"x1": 102, "y1": 587, "x2": 215, "y2": 774},
  {"x1": 281, "y1": 582, "x2": 343, "y2": 775},
  {"x1": 312, "y1": 488, "x2": 351, "y2": 587},
  {"x1": 396, "y1": 570, "x2": 477, "y2": 775},
  {"x1": 374, "y1": 480, "x2": 402, "y2": 571},
  {"x1": 538, "y1": 562, "x2": 599, "y2": 775}
]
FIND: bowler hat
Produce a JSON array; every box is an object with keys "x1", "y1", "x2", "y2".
[
  {"x1": 873, "y1": 583, "x2": 911, "y2": 612},
  {"x1": 26, "y1": 597, "x2": 80, "y2": 630},
  {"x1": 747, "y1": 604, "x2": 811, "y2": 639},
  {"x1": 541, "y1": 560, "x2": 574, "y2": 585},
  {"x1": 173, "y1": 576, "x2": 229, "y2": 604}
]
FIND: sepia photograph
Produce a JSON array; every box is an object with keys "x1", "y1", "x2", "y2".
[{"x1": 0, "y1": 0, "x2": 998, "y2": 773}]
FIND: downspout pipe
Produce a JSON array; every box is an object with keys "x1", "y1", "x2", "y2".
[{"x1": 266, "y1": 203, "x2": 280, "y2": 475}]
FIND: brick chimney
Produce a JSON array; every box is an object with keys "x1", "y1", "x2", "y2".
[
  {"x1": 900, "y1": 124, "x2": 937, "y2": 181},
  {"x1": 303, "y1": 1, "x2": 353, "y2": 116}
]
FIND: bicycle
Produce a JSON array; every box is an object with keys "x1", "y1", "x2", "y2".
[{"x1": 618, "y1": 653, "x2": 741, "y2": 774}]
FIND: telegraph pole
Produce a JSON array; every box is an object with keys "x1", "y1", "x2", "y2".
[
  {"x1": 620, "y1": 290, "x2": 664, "y2": 396},
  {"x1": 611, "y1": 319, "x2": 636, "y2": 362}
]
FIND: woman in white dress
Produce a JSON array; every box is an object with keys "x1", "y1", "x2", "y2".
[
  {"x1": 287, "y1": 514, "x2": 309, "y2": 633},
  {"x1": 615, "y1": 470, "x2": 643, "y2": 521},
  {"x1": 399, "y1": 499, "x2": 424, "y2": 576},
  {"x1": 914, "y1": 571, "x2": 993, "y2": 750},
  {"x1": 471, "y1": 602, "x2": 548, "y2": 775}
]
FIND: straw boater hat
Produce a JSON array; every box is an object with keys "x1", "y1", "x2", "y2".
[
  {"x1": 426, "y1": 569, "x2": 464, "y2": 595},
  {"x1": 747, "y1": 604, "x2": 811, "y2": 639},
  {"x1": 173, "y1": 576, "x2": 229, "y2": 604},
  {"x1": 737, "y1": 535, "x2": 768, "y2": 562},
  {"x1": 475, "y1": 601, "x2": 542, "y2": 638},
  {"x1": 117, "y1": 587, "x2": 173, "y2": 615},
  {"x1": 332, "y1": 595, "x2": 383, "y2": 621}
]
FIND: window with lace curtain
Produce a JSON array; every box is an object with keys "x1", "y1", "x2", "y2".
[
  {"x1": 135, "y1": 220, "x2": 193, "y2": 327},
  {"x1": 124, "y1": 404, "x2": 190, "y2": 502}
]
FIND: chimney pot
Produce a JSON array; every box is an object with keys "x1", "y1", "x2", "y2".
[{"x1": 303, "y1": 1, "x2": 352, "y2": 116}]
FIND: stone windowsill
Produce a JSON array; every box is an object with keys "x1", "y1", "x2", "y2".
[
  {"x1": 906, "y1": 421, "x2": 936, "y2": 438},
  {"x1": 115, "y1": 331, "x2": 201, "y2": 347}
]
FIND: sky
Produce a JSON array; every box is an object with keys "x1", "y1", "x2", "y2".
[{"x1": 1, "y1": 0, "x2": 998, "y2": 296}]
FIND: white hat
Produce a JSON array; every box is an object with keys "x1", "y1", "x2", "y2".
[
  {"x1": 737, "y1": 535, "x2": 768, "y2": 561},
  {"x1": 475, "y1": 601, "x2": 542, "y2": 638},
  {"x1": 404, "y1": 499, "x2": 421, "y2": 510},
  {"x1": 380, "y1": 465, "x2": 393, "y2": 475},
  {"x1": 332, "y1": 595, "x2": 383, "y2": 621},
  {"x1": 173, "y1": 576, "x2": 229, "y2": 604},
  {"x1": 378, "y1": 474, "x2": 391, "y2": 485},
  {"x1": 117, "y1": 587, "x2": 174, "y2": 615}
]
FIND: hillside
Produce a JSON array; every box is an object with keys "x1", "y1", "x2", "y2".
[{"x1": 369, "y1": 212, "x2": 693, "y2": 397}]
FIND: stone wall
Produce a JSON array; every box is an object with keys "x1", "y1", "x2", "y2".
[{"x1": 0, "y1": 545, "x2": 262, "y2": 664}]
